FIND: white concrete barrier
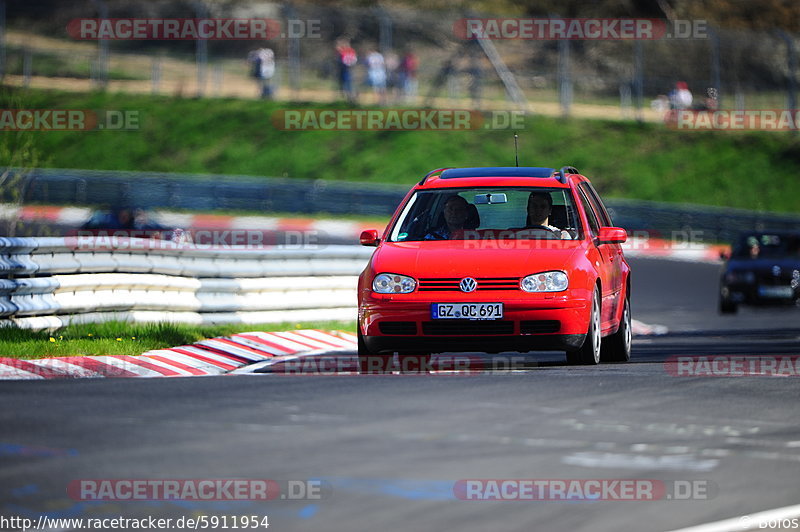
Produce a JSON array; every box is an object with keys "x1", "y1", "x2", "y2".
[{"x1": 0, "y1": 237, "x2": 372, "y2": 329}]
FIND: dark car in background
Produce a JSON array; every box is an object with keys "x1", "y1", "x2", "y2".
[
  {"x1": 73, "y1": 207, "x2": 178, "y2": 240},
  {"x1": 719, "y1": 231, "x2": 800, "y2": 313}
]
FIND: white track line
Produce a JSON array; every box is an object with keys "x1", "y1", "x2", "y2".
[{"x1": 666, "y1": 503, "x2": 800, "y2": 532}]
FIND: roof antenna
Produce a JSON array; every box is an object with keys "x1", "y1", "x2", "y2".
[{"x1": 513, "y1": 132, "x2": 519, "y2": 167}]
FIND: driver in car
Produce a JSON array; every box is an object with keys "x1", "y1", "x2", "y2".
[
  {"x1": 520, "y1": 192, "x2": 571, "y2": 239},
  {"x1": 424, "y1": 195, "x2": 469, "y2": 240}
]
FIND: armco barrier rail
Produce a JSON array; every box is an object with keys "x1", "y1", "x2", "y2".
[
  {"x1": 7, "y1": 168, "x2": 408, "y2": 217},
  {"x1": 7, "y1": 168, "x2": 800, "y2": 242},
  {"x1": 0, "y1": 237, "x2": 373, "y2": 330}
]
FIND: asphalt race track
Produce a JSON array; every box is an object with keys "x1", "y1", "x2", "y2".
[{"x1": 1, "y1": 257, "x2": 799, "y2": 532}]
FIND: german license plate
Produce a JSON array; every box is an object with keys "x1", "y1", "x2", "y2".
[
  {"x1": 431, "y1": 303, "x2": 503, "y2": 320},
  {"x1": 758, "y1": 286, "x2": 794, "y2": 298}
]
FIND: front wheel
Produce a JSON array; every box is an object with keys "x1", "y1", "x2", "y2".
[
  {"x1": 719, "y1": 299, "x2": 738, "y2": 314},
  {"x1": 566, "y1": 289, "x2": 601, "y2": 365},
  {"x1": 601, "y1": 297, "x2": 631, "y2": 362},
  {"x1": 358, "y1": 328, "x2": 392, "y2": 373}
]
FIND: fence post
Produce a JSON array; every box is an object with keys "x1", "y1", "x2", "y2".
[
  {"x1": 633, "y1": 40, "x2": 644, "y2": 122},
  {"x1": 22, "y1": 47, "x2": 31, "y2": 87},
  {"x1": 709, "y1": 26, "x2": 721, "y2": 108},
  {"x1": 558, "y1": 39, "x2": 572, "y2": 117},
  {"x1": 777, "y1": 30, "x2": 797, "y2": 135},
  {"x1": 284, "y1": 2, "x2": 301, "y2": 97},
  {"x1": 619, "y1": 81, "x2": 632, "y2": 119},
  {"x1": 375, "y1": 6, "x2": 393, "y2": 53},
  {"x1": 0, "y1": 0, "x2": 5, "y2": 81},
  {"x1": 213, "y1": 63, "x2": 224, "y2": 96},
  {"x1": 195, "y1": 1, "x2": 208, "y2": 98},
  {"x1": 151, "y1": 56, "x2": 161, "y2": 95},
  {"x1": 734, "y1": 83, "x2": 744, "y2": 111},
  {"x1": 91, "y1": 0, "x2": 109, "y2": 90}
]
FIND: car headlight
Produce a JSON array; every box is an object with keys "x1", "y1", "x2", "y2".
[
  {"x1": 521, "y1": 271, "x2": 569, "y2": 292},
  {"x1": 373, "y1": 273, "x2": 416, "y2": 294}
]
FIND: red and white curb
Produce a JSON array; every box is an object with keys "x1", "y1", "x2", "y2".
[
  {"x1": 0, "y1": 330, "x2": 356, "y2": 381},
  {"x1": 0, "y1": 321, "x2": 670, "y2": 380}
]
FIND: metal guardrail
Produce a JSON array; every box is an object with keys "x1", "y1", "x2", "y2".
[
  {"x1": 6, "y1": 168, "x2": 800, "y2": 243},
  {"x1": 8, "y1": 168, "x2": 408, "y2": 217},
  {"x1": 0, "y1": 237, "x2": 372, "y2": 330},
  {"x1": 604, "y1": 198, "x2": 800, "y2": 245}
]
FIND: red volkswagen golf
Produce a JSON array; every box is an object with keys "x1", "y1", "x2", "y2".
[{"x1": 357, "y1": 166, "x2": 631, "y2": 368}]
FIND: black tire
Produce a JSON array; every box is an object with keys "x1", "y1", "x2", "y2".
[
  {"x1": 565, "y1": 349, "x2": 580, "y2": 365},
  {"x1": 566, "y1": 288, "x2": 601, "y2": 366},
  {"x1": 601, "y1": 296, "x2": 631, "y2": 362},
  {"x1": 719, "y1": 299, "x2": 738, "y2": 314},
  {"x1": 358, "y1": 329, "x2": 392, "y2": 373}
]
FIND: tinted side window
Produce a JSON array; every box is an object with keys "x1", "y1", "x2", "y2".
[
  {"x1": 577, "y1": 188, "x2": 600, "y2": 237},
  {"x1": 581, "y1": 183, "x2": 612, "y2": 227}
]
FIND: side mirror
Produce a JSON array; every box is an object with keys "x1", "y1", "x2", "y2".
[
  {"x1": 719, "y1": 249, "x2": 731, "y2": 260},
  {"x1": 360, "y1": 229, "x2": 380, "y2": 247},
  {"x1": 597, "y1": 227, "x2": 627, "y2": 244}
]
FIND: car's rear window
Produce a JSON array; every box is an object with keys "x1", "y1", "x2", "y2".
[
  {"x1": 388, "y1": 187, "x2": 583, "y2": 242},
  {"x1": 732, "y1": 233, "x2": 800, "y2": 259}
]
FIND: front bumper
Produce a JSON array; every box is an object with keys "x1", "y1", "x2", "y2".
[
  {"x1": 359, "y1": 292, "x2": 591, "y2": 354},
  {"x1": 363, "y1": 333, "x2": 587, "y2": 355},
  {"x1": 722, "y1": 283, "x2": 799, "y2": 306}
]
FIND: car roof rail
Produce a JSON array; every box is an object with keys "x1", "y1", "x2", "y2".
[
  {"x1": 555, "y1": 166, "x2": 580, "y2": 184},
  {"x1": 440, "y1": 167, "x2": 556, "y2": 179},
  {"x1": 419, "y1": 167, "x2": 454, "y2": 185}
]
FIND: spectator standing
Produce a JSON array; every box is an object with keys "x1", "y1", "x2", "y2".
[
  {"x1": 247, "y1": 47, "x2": 276, "y2": 99},
  {"x1": 366, "y1": 48, "x2": 388, "y2": 105},
  {"x1": 384, "y1": 50, "x2": 401, "y2": 103},
  {"x1": 335, "y1": 38, "x2": 358, "y2": 103},
  {"x1": 400, "y1": 50, "x2": 419, "y2": 102},
  {"x1": 669, "y1": 81, "x2": 693, "y2": 110}
]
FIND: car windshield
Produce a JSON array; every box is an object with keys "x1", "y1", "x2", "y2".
[
  {"x1": 387, "y1": 187, "x2": 582, "y2": 242},
  {"x1": 732, "y1": 233, "x2": 800, "y2": 259}
]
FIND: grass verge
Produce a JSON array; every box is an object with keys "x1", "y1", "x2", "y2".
[
  {"x1": 0, "y1": 320, "x2": 357, "y2": 360},
  {"x1": 2, "y1": 88, "x2": 800, "y2": 214}
]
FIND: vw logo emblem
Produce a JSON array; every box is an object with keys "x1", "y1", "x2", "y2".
[
  {"x1": 459, "y1": 277, "x2": 477, "y2": 293},
  {"x1": 773, "y1": 265, "x2": 782, "y2": 277}
]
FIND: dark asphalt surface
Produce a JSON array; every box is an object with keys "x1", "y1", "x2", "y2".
[{"x1": 1, "y1": 257, "x2": 800, "y2": 532}]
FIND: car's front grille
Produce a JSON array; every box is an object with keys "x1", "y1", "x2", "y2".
[
  {"x1": 422, "y1": 320, "x2": 514, "y2": 335},
  {"x1": 379, "y1": 321, "x2": 417, "y2": 335},
  {"x1": 520, "y1": 320, "x2": 561, "y2": 334},
  {"x1": 417, "y1": 277, "x2": 519, "y2": 291}
]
